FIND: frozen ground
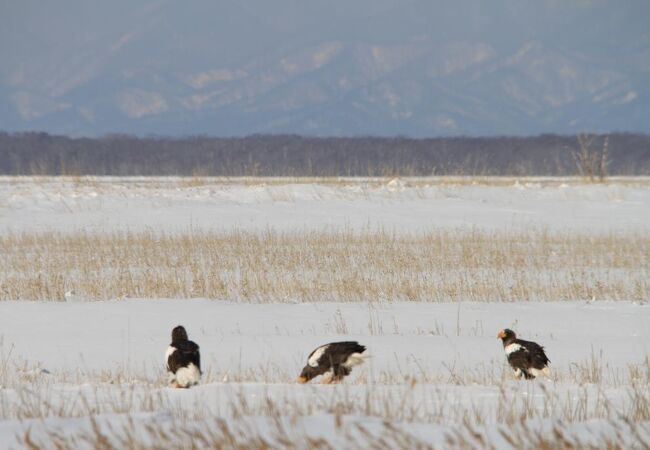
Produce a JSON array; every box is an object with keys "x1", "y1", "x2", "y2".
[
  {"x1": 0, "y1": 300, "x2": 649, "y2": 448},
  {"x1": 0, "y1": 177, "x2": 649, "y2": 448},
  {"x1": 1, "y1": 300, "x2": 648, "y2": 377},
  {"x1": 1, "y1": 176, "x2": 649, "y2": 234}
]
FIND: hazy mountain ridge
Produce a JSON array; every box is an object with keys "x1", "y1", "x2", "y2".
[{"x1": 1, "y1": 0, "x2": 649, "y2": 136}]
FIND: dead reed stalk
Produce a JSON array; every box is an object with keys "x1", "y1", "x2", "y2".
[{"x1": 1, "y1": 229, "x2": 647, "y2": 302}]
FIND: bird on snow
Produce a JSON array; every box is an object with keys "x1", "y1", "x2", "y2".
[
  {"x1": 165, "y1": 325, "x2": 201, "y2": 388},
  {"x1": 497, "y1": 328, "x2": 550, "y2": 379},
  {"x1": 297, "y1": 341, "x2": 366, "y2": 384}
]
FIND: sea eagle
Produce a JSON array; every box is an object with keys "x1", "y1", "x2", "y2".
[
  {"x1": 497, "y1": 328, "x2": 550, "y2": 379},
  {"x1": 297, "y1": 341, "x2": 366, "y2": 384},
  {"x1": 165, "y1": 325, "x2": 201, "y2": 388}
]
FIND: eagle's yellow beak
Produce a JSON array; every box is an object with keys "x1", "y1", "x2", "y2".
[
  {"x1": 296, "y1": 376, "x2": 307, "y2": 384},
  {"x1": 497, "y1": 330, "x2": 506, "y2": 339}
]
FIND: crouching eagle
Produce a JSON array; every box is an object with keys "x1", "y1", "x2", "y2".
[
  {"x1": 165, "y1": 325, "x2": 201, "y2": 388},
  {"x1": 497, "y1": 328, "x2": 550, "y2": 379},
  {"x1": 297, "y1": 341, "x2": 366, "y2": 384}
]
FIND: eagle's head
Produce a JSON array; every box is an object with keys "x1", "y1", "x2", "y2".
[
  {"x1": 171, "y1": 325, "x2": 188, "y2": 343},
  {"x1": 296, "y1": 365, "x2": 318, "y2": 384},
  {"x1": 497, "y1": 328, "x2": 516, "y2": 344}
]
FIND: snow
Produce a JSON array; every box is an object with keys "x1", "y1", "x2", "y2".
[
  {"x1": 0, "y1": 299, "x2": 648, "y2": 376},
  {"x1": 0, "y1": 299, "x2": 648, "y2": 447},
  {"x1": 1, "y1": 177, "x2": 649, "y2": 234},
  {"x1": 2, "y1": 412, "x2": 647, "y2": 450},
  {"x1": 0, "y1": 177, "x2": 649, "y2": 447}
]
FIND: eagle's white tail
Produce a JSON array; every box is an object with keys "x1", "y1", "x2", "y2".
[
  {"x1": 174, "y1": 363, "x2": 201, "y2": 388},
  {"x1": 343, "y1": 352, "x2": 366, "y2": 368}
]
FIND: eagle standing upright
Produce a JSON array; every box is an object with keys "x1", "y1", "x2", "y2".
[
  {"x1": 165, "y1": 325, "x2": 201, "y2": 388},
  {"x1": 497, "y1": 328, "x2": 550, "y2": 379},
  {"x1": 297, "y1": 341, "x2": 366, "y2": 384}
]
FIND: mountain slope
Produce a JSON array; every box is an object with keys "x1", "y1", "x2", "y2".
[{"x1": 1, "y1": 0, "x2": 648, "y2": 136}]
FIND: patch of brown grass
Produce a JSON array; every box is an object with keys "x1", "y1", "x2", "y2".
[{"x1": 0, "y1": 229, "x2": 648, "y2": 302}]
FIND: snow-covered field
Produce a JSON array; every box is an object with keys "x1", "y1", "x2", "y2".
[
  {"x1": 1, "y1": 176, "x2": 649, "y2": 234},
  {"x1": 1, "y1": 300, "x2": 649, "y2": 448},
  {"x1": 0, "y1": 177, "x2": 649, "y2": 449}
]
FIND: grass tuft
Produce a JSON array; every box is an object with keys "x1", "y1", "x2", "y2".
[{"x1": 0, "y1": 229, "x2": 647, "y2": 302}]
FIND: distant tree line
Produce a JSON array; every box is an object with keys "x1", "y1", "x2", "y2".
[{"x1": 0, "y1": 132, "x2": 649, "y2": 176}]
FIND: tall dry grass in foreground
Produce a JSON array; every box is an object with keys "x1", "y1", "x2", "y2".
[
  {"x1": 15, "y1": 413, "x2": 650, "y2": 450},
  {"x1": 1, "y1": 343, "x2": 649, "y2": 448},
  {"x1": 5, "y1": 379, "x2": 650, "y2": 449},
  {"x1": 1, "y1": 229, "x2": 648, "y2": 302}
]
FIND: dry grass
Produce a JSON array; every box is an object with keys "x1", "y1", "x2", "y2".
[
  {"x1": 3, "y1": 377, "x2": 648, "y2": 422},
  {"x1": 2, "y1": 347, "x2": 649, "y2": 448},
  {"x1": 0, "y1": 229, "x2": 648, "y2": 302},
  {"x1": 17, "y1": 416, "x2": 650, "y2": 450},
  {"x1": 4, "y1": 378, "x2": 650, "y2": 449},
  {"x1": 446, "y1": 418, "x2": 650, "y2": 450},
  {"x1": 3, "y1": 175, "x2": 650, "y2": 189},
  {"x1": 2, "y1": 338, "x2": 648, "y2": 392}
]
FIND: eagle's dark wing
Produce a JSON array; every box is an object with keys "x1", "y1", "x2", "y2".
[
  {"x1": 518, "y1": 339, "x2": 550, "y2": 368},
  {"x1": 167, "y1": 340, "x2": 201, "y2": 374},
  {"x1": 322, "y1": 341, "x2": 366, "y2": 366},
  {"x1": 507, "y1": 348, "x2": 534, "y2": 378}
]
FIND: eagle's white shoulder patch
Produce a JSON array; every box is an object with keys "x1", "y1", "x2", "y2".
[
  {"x1": 165, "y1": 346, "x2": 176, "y2": 370},
  {"x1": 308, "y1": 345, "x2": 328, "y2": 367},
  {"x1": 505, "y1": 343, "x2": 525, "y2": 355}
]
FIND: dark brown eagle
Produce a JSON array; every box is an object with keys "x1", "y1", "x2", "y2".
[
  {"x1": 165, "y1": 325, "x2": 201, "y2": 388},
  {"x1": 497, "y1": 328, "x2": 550, "y2": 379},
  {"x1": 297, "y1": 341, "x2": 366, "y2": 384}
]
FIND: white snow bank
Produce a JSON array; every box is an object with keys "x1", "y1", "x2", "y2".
[
  {"x1": 1, "y1": 407, "x2": 648, "y2": 449},
  {"x1": 0, "y1": 298, "x2": 647, "y2": 448},
  {"x1": 0, "y1": 299, "x2": 647, "y2": 380},
  {"x1": 1, "y1": 177, "x2": 649, "y2": 234}
]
